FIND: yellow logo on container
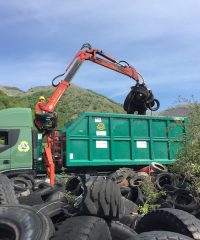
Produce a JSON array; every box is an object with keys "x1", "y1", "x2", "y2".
[
  {"x1": 97, "y1": 123, "x2": 105, "y2": 131},
  {"x1": 18, "y1": 141, "x2": 30, "y2": 152}
]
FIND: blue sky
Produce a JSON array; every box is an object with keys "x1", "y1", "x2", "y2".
[{"x1": 0, "y1": 0, "x2": 199, "y2": 110}]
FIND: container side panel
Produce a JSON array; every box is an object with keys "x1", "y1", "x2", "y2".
[
  {"x1": 70, "y1": 140, "x2": 89, "y2": 161},
  {"x1": 91, "y1": 117, "x2": 110, "y2": 137},
  {"x1": 64, "y1": 113, "x2": 187, "y2": 167},
  {"x1": 113, "y1": 141, "x2": 131, "y2": 160},
  {"x1": 92, "y1": 140, "x2": 110, "y2": 160},
  {"x1": 132, "y1": 119, "x2": 149, "y2": 138},
  {"x1": 112, "y1": 118, "x2": 130, "y2": 137},
  {"x1": 134, "y1": 140, "x2": 150, "y2": 160},
  {"x1": 152, "y1": 120, "x2": 167, "y2": 138},
  {"x1": 153, "y1": 141, "x2": 169, "y2": 160},
  {"x1": 70, "y1": 117, "x2": 88, "y2": 136},
  {"x1": 169, "y1": 120, "x2": 185, "y2": 139}
]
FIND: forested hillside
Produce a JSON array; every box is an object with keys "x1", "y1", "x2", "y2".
[{"x1": 0, "y1": 85, "x2": 125, "y2": 127}]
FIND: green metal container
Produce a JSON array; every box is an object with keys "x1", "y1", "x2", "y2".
[{"x1": 61, "y1": 112, "x2": 187, "y2": 167}]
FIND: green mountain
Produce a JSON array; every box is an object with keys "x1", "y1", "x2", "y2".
[
  {"x1": 0, "y1": 85, "x2": 24, "y2": 96},
  {"x1": 0, "y1": 84, "x2": 125, "y2": 127},
  {"x1": 1, "y1": 84, "x2": 193, "y2": 128}
]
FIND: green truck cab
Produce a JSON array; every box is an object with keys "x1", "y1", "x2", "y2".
[
  {"x1": 0, "y1": 108, "x2": 35, "y2": 174},
  {"x1": 0, "y1": 108, "x2": 188, "y2": 175}
]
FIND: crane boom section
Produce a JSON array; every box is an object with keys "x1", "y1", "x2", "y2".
[{"x1": 44, "y1": 47, "x2": 139, "y2": 113}]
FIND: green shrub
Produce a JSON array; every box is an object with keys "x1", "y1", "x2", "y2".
[
  {"x1": 170, "y1": 99, "x2": 200, "y2": 190},
  {"x1": 140, "y1": 176, "x2": 166, "y2": 214}
]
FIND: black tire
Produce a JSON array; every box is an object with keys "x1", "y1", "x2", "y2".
[
  {"x1": 162, "y1": 184, "x2": 177, "y2": 193},
  {"x1": 110, "y1": 221, "x2": 138, "y2": 240},
  {"x1": 159, "y1": 199, "x2": 174, "y2": 208},
  {"x1": 52, "y1": 216, "x2": 112, "y2": 240},
  {"x1": 120, "y1": 215, "x2": 143, "y2": 230},
  {"x1": 19, "y1": 182, "x2": 65, "y2": 206},
  {"x1": 35, "y1": 181, "x2": 55, "y2": 200},
  {"x1": 155, "y1": 173, "x2": 177, "y2": 190},
  {"x1": 65, "y1": 176, "x2": 84, "y2": 196},
  {"x1": 138, "y1": 231, "x2": 194, "y2": 240},
  {"x1": 121, "y1": 197, "x2": 139, "y2": 215},
  {"x1": 33, "y1": 200, "x2": 67, "y2": 218},
  {"x1": 45, "y1": 190, "x2": 67, "y2": 202},
  {"x1": 170, "y1": 189, "x2": 199, "y2": 213},
  {"x1": 18, "y1": 182, "x2": 53, "y2": 205},
  {"x1": 128, "y1": 187, "x2": 144, "y2": 206},
  {"x1": 18, "y1": 192, "x2": 44, "y2": 205},
  {"x1": 150, "y1": 162, "x2": 168, "y2": 173},
  {"x1": 18, "y1": 173, "x2": 36, "y2": 188},
  {"x1": 120, "y1": 186, "x2": 131, "y2": 196},
  {"x1": 11, "y1": 176, "x2": 33, "y2": 192},
  {"x1": 135, "y1": 208, "x2": 200, "y2": 239},
  {"x1": 82, "y1": 176, "x2": 122, "y2": 219},
  {"x1": 0, "y1": 173, "x2": 18, "y2": 204},
  {"x1": 36, "y1": 182, "x2": 65, "y2": 202},
  {"x1": 110, "y1": 168, "x2": 135, "y2": 182},
  {"x1": 123, "y1": 90, "x2": 134, "y2": 112},
  {"x1": 148, "y1": 98, "x2": 160, "y2": 111},
  {"x1": 129, "y1": 172, "x2": 149, "y2": 187},
  {"x1": 0, "y1": 205, "x2": 54, "y2": 240}
]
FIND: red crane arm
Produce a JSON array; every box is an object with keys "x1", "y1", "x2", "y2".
[{"x1": 44, "y1": 47, "x2": 139, "y2": 112}]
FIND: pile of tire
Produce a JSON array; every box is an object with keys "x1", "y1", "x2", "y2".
[
  {"x1": 0, "y1": 162, "x2": 200, "y2": 240},
  {"x1": 109, "y1": 163, "x2": 200, "y2": 219},
  {"x1": 0, "y1": 173, "x2": 137, "y2": 240}
]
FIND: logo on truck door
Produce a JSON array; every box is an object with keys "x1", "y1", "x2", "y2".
[{"x1": 18, "y1": 141, "x2": 30, "y2": 152}]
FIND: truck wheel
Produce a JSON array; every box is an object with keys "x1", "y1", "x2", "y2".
[
  {"x1": 135, "y1": 208, "x2": 200, "y2": 240},
  {"x1": 138, "y1": 231, "x2": 194, "y2": 240},
  {"x1": 82, "y1": 176, "x2": 122, "y2": 219},
  {"x1": 52, "y1": 216, "x2": 112, "y2": 240},
  {"x1": 0, "y1": 174, "x2": 18, "y2": 204},
  {"x1": 110, "y1": 221, "x2": 138, "y2": 240},
  {"x1": 0, "y1": 205, "x2": 54, "y2": 240}
]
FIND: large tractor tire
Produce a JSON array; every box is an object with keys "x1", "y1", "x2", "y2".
[
  {"x1": 0, "y1": 205, "x2": 54, "y2": 240},
  {"x1": 0, "y1": 173, "x2": 18, "y2": 204},
  {"x1": 135, "y1": 208, "x2": 200, "y2": 240},
  {"x1": 81, "y1": 176, "x2": 122, "y2": 219},
  {"x1": 52, "y1": 216, "x2": 112, "y2": 240}
]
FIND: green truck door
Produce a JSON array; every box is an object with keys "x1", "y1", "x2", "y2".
[
  {"x1": 0, "y1": 130, "x2": 11, "y2": 171},
  {"x1": 10, "y1": 128, "x2": 33, "y2": 170},
  {"x1": 0, "y1": 108, "x2": 34, "y2": 172}
]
